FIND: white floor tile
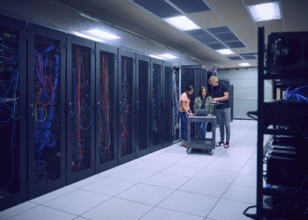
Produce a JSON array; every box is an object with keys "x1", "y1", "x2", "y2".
[
  {"x1": 9, "y1": 205, "x2": 76, "y2": 220},
  {"x1": 142, "y1": 173, "x2": 190, "y2": 190},
  {"x1": 96, "y1": 165, "x2": 128, "y2": 177},
  {"x1": 233, "y1": 173, "x2": 256, "y2": 188},
  {"x1": 110, "y1": 167, "x2": 156, "y2": 182},
  {"x1": 194, "y1": 169, "x2": 237, "y2": 184},
  {"x1": 130, "y1": 160, "x2": 173, "y2": 172},
  {"x1": 82, "y1": 177, "x2": 136, "y2": 196},
  {"x1": 222, "y1": 185, "x2": 256, "y2": 204},
  {"x1": 175, "y1": 157, "x2": 214, "y2": 168},
  {"x1": 82, "y1": 197, "x2": 153, "y2": 220},
  {"x1": 30, "y1": 187, "x2": 76, "y2": 204},
  {"x1": 158, "y1": 191, "x2": 217, "y2": 217},
  {"x1": 116, "y1": 183, "x2": 173, "y2": 205},
  {"x1": 207, "y1": 161, "x2": 243, "y2": 173},
  {"x1": 73, "y1": 217, "x2": 90, "y2": 220},
  {"x1": 161, "y1": 164, "x2": 203, "y2": 178},
  {"x1": 180, "y1": 178, "x2": 229, "y2": 198},
  {"x1": 140, "y1": 207, "x2": 204, "y2": 220},
  {"x1": 208, "y1": 199, "x2": 253, "y2": 220},
  {"x1": 44, "y1": 189, "x2": 110, "y2": 215},
  {"x1": 240, "y1": 164, "x2": 256, "y2": 176},
  {"x1": 68, "y1": 175, "x2": 105, "y2": 189},
  {"x1": 0, "y1": 202, "x2": 38, "y2": 220}
]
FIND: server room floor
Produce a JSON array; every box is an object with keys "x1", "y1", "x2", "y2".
[{"x1": 1, "y1": 120, "x2": 265, "y2": 220}]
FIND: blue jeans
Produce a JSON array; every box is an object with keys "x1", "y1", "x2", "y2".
[
  {"x1": 198, "y1": 122, "x2": 208, "y2": 138},
  {"x1": 179, "y1": 112, "x2": 187, "y2": 141}
]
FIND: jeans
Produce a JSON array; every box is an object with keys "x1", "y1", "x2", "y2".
[
  {"x1": 179, "y1": 112, "x2": 187, "y2": 141},
  {"x1": 198, "y1": 122, "x2": 208, "y2": 138},
  {"x1": 216, "y1": 108, "x2": 231, "y2": 142}
]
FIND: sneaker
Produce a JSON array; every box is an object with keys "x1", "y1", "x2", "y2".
[
  {"x1": 218, "y1": 141, "x2": 224, "y2": 146},
  {"x1": 225, "y1": 142, "x2": 230, "y2": 148},
  {"x1": 181, "y1": 140, "x2": 186, "y2": 147}
]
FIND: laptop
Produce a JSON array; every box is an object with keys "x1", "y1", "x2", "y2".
[{"x1": 195, "y1": 109, "x2": 209, "y2": 116}]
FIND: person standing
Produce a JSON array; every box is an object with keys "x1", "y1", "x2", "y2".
[
  {"x1": 193, "y1": 86, "x2": 213, "y2": 138},
  {"x1": 208, "y1": 76, "x2": 231, "y2": 148},
  {"x1": 179, "y1": 85, "x2": 194, "y2": 147}
]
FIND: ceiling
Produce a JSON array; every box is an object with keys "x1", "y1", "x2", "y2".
[{"x1": 0, "y1": 0, "x2": 307, "y2": 68}]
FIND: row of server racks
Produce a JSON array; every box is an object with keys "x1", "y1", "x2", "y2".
[
  {"x1": 256, "y1": 27, "x2": 308, "y2": 219},
  {"x1": 0, "y1": 14, "x2": 177, "y2": 211}
]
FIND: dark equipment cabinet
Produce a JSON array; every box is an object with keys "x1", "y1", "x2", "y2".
[
  {"x1": 136, "y1": 54, "x2": 151, "y2": 157},
  {"x1": 255, "y1": 27, "x2": 308, "y2": 220},
  {"x1": 118, "y1": 49, "x2": 136, "y2": 164},
  {"x1": 162, "y1": 61, "x2": 173, "y2": 147},
  {"x1": 150, "y1": 58, "x2": 163, "y2": 152},
  {"x1": 0, "y1": 15, "x2": 27, "y2": 211},
  {"x1": 172, "y1": 67, "x2": 180, "y2": 142},
  {"x1": 95, "y1": 42, "x2": 118, "y2": 172},
  {"x1": 27, "y1": 24, "x2": 66, "y2": 199},
  {"x1": 66, "y1": 34, "x2": 95, "y2": 183},
  {"x1": 181, "y1": 65, "x2": 207, "y2": 112}
]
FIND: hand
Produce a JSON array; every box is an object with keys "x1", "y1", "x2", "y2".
[
  {"x1": 212, "y1": 98, "x2": 217, "y2": 103},
  {"x1": 188, "y1": 112, "x2": 194, "y2": 116}
]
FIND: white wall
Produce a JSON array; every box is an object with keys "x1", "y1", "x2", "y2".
[{"x1": 218, "y1": 67, "x2": 272, "y2": 119}]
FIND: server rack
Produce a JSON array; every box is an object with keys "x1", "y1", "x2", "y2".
[
  {"x1": 27, "y1": 24, "x2": 66, "y2": 199},
  {"x1": 181, "y1": 65, "x2": 206, "y2": 112},
  {"x1": 255, "y1": 27, "x2": 308, "y2": 220},
  {"x1": 66, "y1": 34, "x2": 95, "y2": 183},
  {"x1": 172, "y1": 67, "x2": 180, "y2": 142},
  {"x1": 162, "y1": 61, "x2": 173, "y2": 147},
  {"x1": 136, "y1": 54, "x2": 151, "y2": 157},
  {"x1": 95, "y1": 42, "x2": 118, "y2": 172},
  {"x1": 118, "y1": 49, "x2": 136, "y2": 164},
  {"x1": 150, "y1": 58, "x2": 163, "y2": 152},
  {"x1": 0, "y1": 15, "x2": 27, "y2": 211}
]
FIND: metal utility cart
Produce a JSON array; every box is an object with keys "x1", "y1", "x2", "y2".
[{"x1": 186, "y1": 115, "x2": 216, "y2": 155}]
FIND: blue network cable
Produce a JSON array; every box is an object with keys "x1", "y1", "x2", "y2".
[{"x1": 285, "y1": 85, "x2": 308, "y2": 102}]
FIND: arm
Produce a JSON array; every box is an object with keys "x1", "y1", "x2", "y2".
[
  {"x1": 181, "y1": 100, "x2": 193, "y2": 116},
  {"x1": 213, "y1": 92, "x2": 229, "y2": 102},
  {"x1": 206, "y1": 96, "x2": 214, "y2": 115}
]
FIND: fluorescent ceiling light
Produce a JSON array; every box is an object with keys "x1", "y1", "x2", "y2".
[
  {"x1": 248, "y1": 2, "x2": 281, "y2": 22},
  {"x1": 238, "y1": 62, "x2": 251, "y2": 67},
  {"x1": 87, "y1": 29, "x2": 120, "y2": 40},
  {"x1": 216, "y1": 49, "x2": 235, "y2": 55},
  {"x1": 164, "y1": 16, "x2": 200, "y2": 31},
  {"x1": 160, "y1": 54, "x2": 178, "y2": 59},
  {"x1": 149, "y1": 54, "x2": 164, "y2": 60},
  {"x1": 73, "y1": 32, "x2": 103, "y2": 42}
]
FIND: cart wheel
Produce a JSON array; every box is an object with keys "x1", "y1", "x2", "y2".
[
  {"x1": 186, "y1": 148, "x2": 192, "y2": 154},
  {"x1": 209, "y1": 149, "x2": 214, "y2": 155}
]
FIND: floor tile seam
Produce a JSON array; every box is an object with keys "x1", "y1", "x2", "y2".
[
  {"x1": 29, "y1": 187, "x2": 79, "y2": 205},
  {"x1": 34, "y1": 203, "x2": 80, "y2": 217},
  {"x1": 76, "y1": 195, "x2": 115, "y2": 217},
  {"x1": 176, "y1": 189, "x2": 221, "y2": 200},
  {"x1": 3, "y1": 204, "x2": 40, "y2": 220},
  {"x1": 217, "y1": 150, "x2": 257, "y2": 201}
]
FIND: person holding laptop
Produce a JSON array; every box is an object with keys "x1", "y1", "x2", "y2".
[{"x1": 193, "y1": 86, "x2": 213, "y2": 138}]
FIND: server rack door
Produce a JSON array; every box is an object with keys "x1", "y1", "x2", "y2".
[
  {"x1": 172, "y1": 68, "x2": 180, "y2": 142},
  {"x1": 27, "y1": 24, "x2": 66, "y2": 199},
  {"x1": 0, "y1": 15, "x2": 27, "y2": 211},
  {"x1": 150, "y1": 58, "x2": 163, "y2": 152},
  {"x1": 95, "y1": 42, "x2": 118, "y2": 172},
  {"x1": 66, "y1": 35, "x2": 95, "y2": 183},
  {"x1": 136, "y1": 54, "x2": 150, "y2": 157},
  {"x1": 162, "y1": 62, "x2": 173, "y2": 147},
  {"x1": 118, "y1": 49, "x2": 136, "y2": 164}
]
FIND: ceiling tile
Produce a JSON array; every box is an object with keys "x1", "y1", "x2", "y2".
[
  {"x1": 194, "y1": 34, "x2": 219, "y2": 44},
  {"x1": 224, "y1": 41, "x2": 245, "y2": 48},
  {"x1": 229, "y1": 23, "x2": 257, "y2": 51},
  {"x1": 214, "y1": 32, "x2": 239, "y2": 41},
  {"x1": 241, "y1": 55, "x2": 257, "y2": 60},
  {"x1": 207, "y1": 26, "x2": 230, "y2": 34},
  {"x1": 169, "y1": 0, "x2": 210, "y2": 14},
  {"x1": 133, "y1": 0, "x2": 181, "y2": 18},
  {"x1": 55, "y1": 0, "x2": 99, "y2": 10},
  {"x1": 228, "y1": 56, "x2": 243, "y2": 60},
  {"x1": 184, "y1": 29, "x2": 208, "y2": 36},
  {"x1": 205, "y1": 42, "x2": 227, "y2": 50},
  {"x1": 187, "y1": 11, "x2": 225, "y2": 29},
  {"x1": 243, "y1": 0, "x2": 275, "y2": 6},
  {"x1": 217, "y1": 6, "x2": 252, "y2": 26},
  {"x1": 205, "y1": 0, "x2": 243, "y2": 11}
]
